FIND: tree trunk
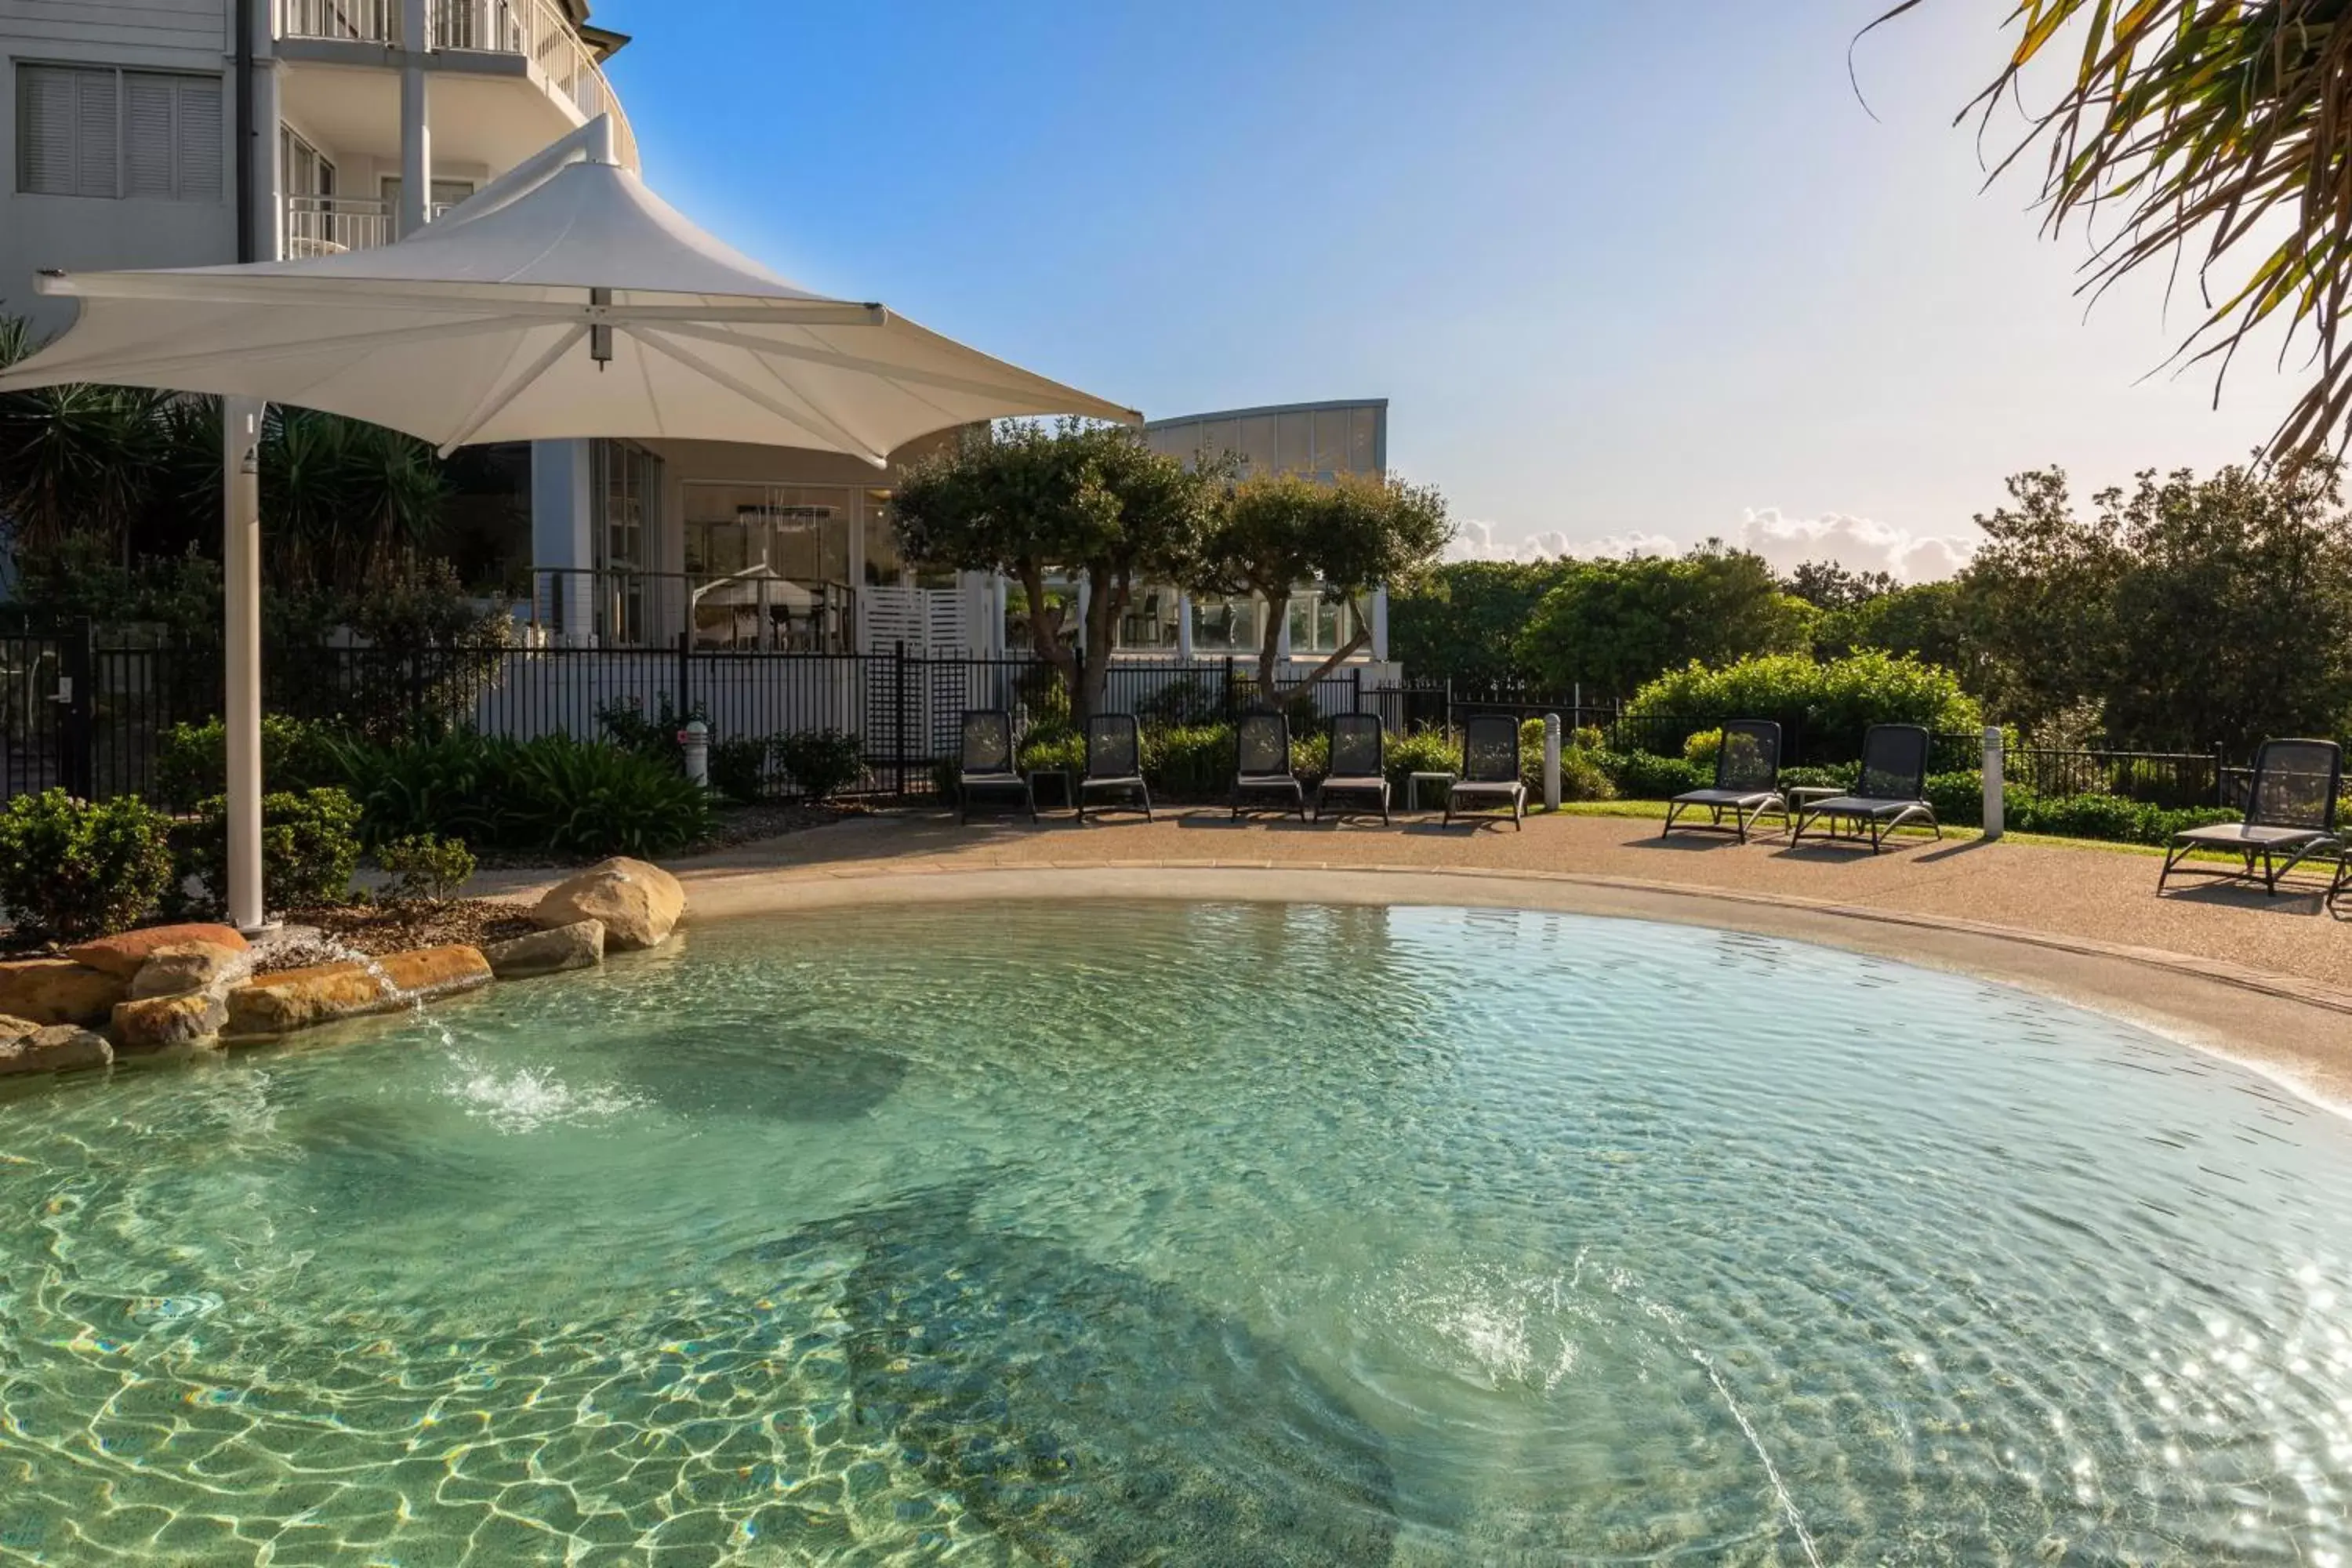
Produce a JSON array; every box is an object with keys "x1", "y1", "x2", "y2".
[
  {"x1": 1080, "y1": 564, "x2": 1127, "y2": 724},
  {"x1": 1014, "y1": 560, "x2": 1080, "y2": 722},
  {"x1": 1254, "y1": 589, "x2": 1289, "y2": 708},
  {"x1": 1290, "y1": 597, "x2": 1374, "y2": 694}
]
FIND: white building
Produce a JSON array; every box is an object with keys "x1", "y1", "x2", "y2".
[{"x1": 2, "y1": 2, "x2": 1388, "y2": 676}]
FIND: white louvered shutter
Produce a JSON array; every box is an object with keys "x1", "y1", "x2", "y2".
[
  {"x1": 72, "y1": 67, "x2": 118, "y2": 198},
  {"x1": 123, "y1": 74, "x2": 176, "y2": 198},
  {"x1": 16, "y1": 66, "x2": 77, "y2": 195},
  {"x1": 172, "y1": 77, "x2": 222, "y2": 200}
]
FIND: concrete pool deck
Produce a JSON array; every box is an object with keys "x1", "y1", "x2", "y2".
[{"x1": 488, "y1": 808, "x2": 2352, "y2": 1105}]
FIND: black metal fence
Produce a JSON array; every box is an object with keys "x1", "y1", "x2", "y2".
[{"x1": 0, "y1": 625, "x2": 2288, "y2": 812}]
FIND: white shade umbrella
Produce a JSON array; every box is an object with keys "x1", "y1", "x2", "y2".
[
  {"x1": 0, "y1": 118, "x2": 1134, "y2": 461},
  {"x1": 0, "y1": 115, "x2": 1136, "y2": 927}
]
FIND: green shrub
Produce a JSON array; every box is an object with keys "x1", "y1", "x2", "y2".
[
  {"x1": 1624, "y1": 651, "x2": 1980, "y2": 760},
  {"x1": 1683, "y1": 727, "x2": 1723, "y2": 769},
  {"x1": 1138, "y1": 673, "x2": 1226, "y2": 727},
  {"x1": 707, "y1": 737, "x2": 771, "y2": 804},
  {"x1": 1290, "y1": 731, "x2": 1330, "y2": 787},
  {"x1": 771, "y1": 730, "x2": 864, "y2": 802},
  {"x1": 186, "y1": 787, "x2": 363, "y2": 912},
  {"x1": 1778, "y1": 762, "x2": 1858, "y2": 793},
  {"x1": 1597, "y1": 750, "x2": 1710, "y2": 799},
  {"x1": 375, "y1": 833, "x2": 476, "y2": 903},
  {"x1": 1142, "y1": 724, "x2": 1233, "y2": 798},
  {"x1": 1924, "y1": 770, "x2": 1987, "y2": 829},
  {"x1": 596, "y1": 693, "x2": 703, "y2": 766},
  {"x1": 0, "y1": 789, "x2": 176, "y2": 940},
  {"x1": 1558, "y1": 747, "x2": 1617, "y2": 803},
  {"x1": 1385, "y1": 729, "x2": 1463, "y2": 794},
  {"x1": 154, "y1": 715, "x2": 352, "y2": 811},
  {"x1": 336, "y1": 732, "x2": 713, "y2": 858},
  {"x1": 1018, "y1": 729, "x2": 1086, "y2": 776}
]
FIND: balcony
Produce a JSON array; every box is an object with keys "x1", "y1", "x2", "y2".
[
  {"x1": 284, "y1": 194, "x2": 462, "y2": 256},
  {"x1": 274, "y1": 0, "x2": 638, "y2": 169}
]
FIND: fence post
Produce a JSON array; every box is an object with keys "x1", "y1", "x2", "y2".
[
  {"x1": 1352, "y1": 666, "x2": 1363, "y2": 715},
  {"x1": 895, "y1": 639, "x2": 910, "y2": 797},
  {"x1": 674, "y1": 629, "x2": 691, "y2": 730},
  {"x1": 2215, "y1": 742, "x2": 2228, "y2": 808},
  {"x1": 1543, "y1": 713, "x2": 1562, "y2": 811},
  {"x1": 1223, "y1": 655, "x2": 1235, "y2": 723},
  {"x1": 1981, "y1": 725, "x2": 2004, "y2": 841},
  {"x1": 59, "y1": 618, "x2": 94, "y2": 800}
]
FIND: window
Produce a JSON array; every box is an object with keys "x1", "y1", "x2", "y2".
[{"x1": 17, "y1": 64, "x2": 220, "y2": 201}]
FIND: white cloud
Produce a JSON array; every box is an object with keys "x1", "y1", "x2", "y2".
[{"x1": 1446, "y1": 509, "x2": 1976, "y2": 582}]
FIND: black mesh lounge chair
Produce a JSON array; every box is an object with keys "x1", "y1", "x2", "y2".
[
  {"x1": 1076, "y1": 713, "x2": 1152, "y2": 822},
  {"x1": 1231, "y1": 711, "x2": 1307, "y2": 820},
  {"x1": 957, "y1": 708, "x2": 1036, "y2": 825},
  {"x1": 2160, "y1": 738, "x2": 2345, "y2": 897},
  {"x1": 1788, "y1": 724, "x2": 1940, "y2": 853},
  {"x1": 1661, "y1": 719, "x2": 1788, "y2": 842},
  {"x1": 1445, "y1": 713, "x2": 1525, "y2": 829},
  {"x1": 1315, "y1": 713, "x2": 1390, "y2": 824}
]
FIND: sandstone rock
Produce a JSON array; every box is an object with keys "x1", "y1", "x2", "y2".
[
  {"x1": 110, "y1": 992, "x2": 229, "y2": 1053},
  {"x1": 0, "y1": 1014, "x2": 37, "y2": 1045},
  {"x1": 129, "y1": 942, "x2": 254, "y2": 1000},
  {"x1": 225, "y1": 946, "x2": 492, "y2": 1037},
  {"x1": 0, "y1": 1024, "x2": 111, "y2": 1076},
  {"x1": 67, "y1": 924, "x2": 249, "y2": 978},
  {"x1": 530, "y1": 858, "x2": 684, "y2": 951},
  {"x1": 482, "y1": 919, "x2": 604, "y2": 981},
  {"x1": 0, "y1": 960, "x2": 127, "y2": 1026}
]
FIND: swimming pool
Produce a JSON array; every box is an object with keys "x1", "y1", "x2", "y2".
[{"x1": 1, "y1": 900, "x2": 2347, "y2": 1564}]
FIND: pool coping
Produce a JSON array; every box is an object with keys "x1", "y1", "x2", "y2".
[{"x1": 651, "y1": 857, "x2": 2352, "y2": 1113}]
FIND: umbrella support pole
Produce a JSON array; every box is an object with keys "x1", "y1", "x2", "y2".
[{"x1": 223, "y1": 397, "x2": 267, "y2": 934}]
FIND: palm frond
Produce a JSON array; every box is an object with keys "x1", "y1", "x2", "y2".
[{"x1": 1880, "y1": 0, "x2": 2352, "y2": 461}]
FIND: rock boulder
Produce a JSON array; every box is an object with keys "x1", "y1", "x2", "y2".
[
  {"x1": 0, "y1": 959, "x2": 127, "y2": 1026},
  {"x1": 225, "y1": 946, "x2": 492, "y2": 1037},
  {"x1": 482, "y1": 919, "x2": 604, "y2": 981},
  {"x1": 129, "y1": 942, "x2": 253, "y2": 1000},
  {"x1": 0, "y1": 1022, "x2": 112, "y2": 1076},
  {"x1": 67, "y1": 924, "x2": 249, "y2": 978},
  {"x1": 111, "y1": 992, "x2": 229, "y2": 1053},
  {"x1": 530, "y1": 858, "x2": 684, "y2": 951}
]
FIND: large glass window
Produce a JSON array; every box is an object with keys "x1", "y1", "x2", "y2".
[
  {"x1": 1287, "y1": 586, "x2": 1362, "y2": 655},
  {"x1": 862, "y1": 488, "x2": 902, "y2": 586},
  {"x1": 593, "y1": 440, "x2": 656, "y2": 644},
  {"x1": 1115, "y1": 584, "x2": 1181, "y2": 650},
  {"x1": 682, "y1": 482, "x2": 855, "y2": 651},
  {"x1": 1189, "y1": 593, "x2": 1260, "y2": 655}
]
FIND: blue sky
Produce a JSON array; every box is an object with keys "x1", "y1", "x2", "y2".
[{"x1": 589, "y1": 0, "x2": 2301, "y2": 579}]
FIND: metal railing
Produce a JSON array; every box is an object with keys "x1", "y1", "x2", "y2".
[
  {"x1": 283, "y1": 194, "x2": 462, "y2": 256},
  {"x1": 274, "y1": 0, "x2": 640, "y2": 169}
]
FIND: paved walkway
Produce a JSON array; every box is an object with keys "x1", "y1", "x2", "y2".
[{"x1": 526, "y1": 806, "x2": 2352, "y2": 998}]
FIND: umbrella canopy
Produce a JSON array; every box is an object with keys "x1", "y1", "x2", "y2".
[{"x1": 0, "y1": 116, "x2": 1135, "y2": 461}]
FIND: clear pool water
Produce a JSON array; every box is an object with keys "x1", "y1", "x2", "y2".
[{"x1": 2, "y1": 902, "x2": 2350, "y2": 1566}]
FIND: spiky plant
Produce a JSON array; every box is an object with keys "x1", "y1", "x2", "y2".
[{"x1": 1872, "y1": 2, "x2": 2352, "y2": 459}]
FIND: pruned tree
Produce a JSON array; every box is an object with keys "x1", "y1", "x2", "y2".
[
  {"x1": 1186, "y1": 470, "x2": 1451, "y2": 704},
  {"x1": 890, "y1": 418, "x2": 1214, "y2": 721}
]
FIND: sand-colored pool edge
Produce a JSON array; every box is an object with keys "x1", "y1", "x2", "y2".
[{"x1": 650, "y1": 858, "x2": 2352, "y2": 1113}]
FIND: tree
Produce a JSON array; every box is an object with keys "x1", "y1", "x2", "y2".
[
  {"x1": 1871, "y1": 2, "x2": 2352, "y2": 459},
  {"x1": 1782, "y1": 559, "x2": 1897, "y2": 611},
  {"x1": 1385, "y1": 558, "x2": 1579, "y2": 687},
  {"x1": 2101, "y1": 460, "x2": 2352, "y2": 753},
  {"x1": 1812, "y1": 579, "x2": 1972, "y2": 673},
  {"x1": 890, "y1": 418, "x2": 1213, "y2": 721},
  {"x1": 1515, "y1": 546, "x2": 1813, "y2": 695},
  {"x1": 1186, "y1": 470, "x2": 1452, "y2": 702},
  {"x1": 1955, "y1": 467, "x2": 2123, "y2": 739}
]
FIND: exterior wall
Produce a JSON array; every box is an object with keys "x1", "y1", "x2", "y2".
[{"x1": 0, "y1": 0, "x2": 238, "y2": 335}]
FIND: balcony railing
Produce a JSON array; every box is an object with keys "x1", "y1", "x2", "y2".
[
  {"x1": 284, "y1": 194, "x2": 460, "y2": 256},
  {"x1": 274, "y1": 0, "x2": 639, "y2": 169}
]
